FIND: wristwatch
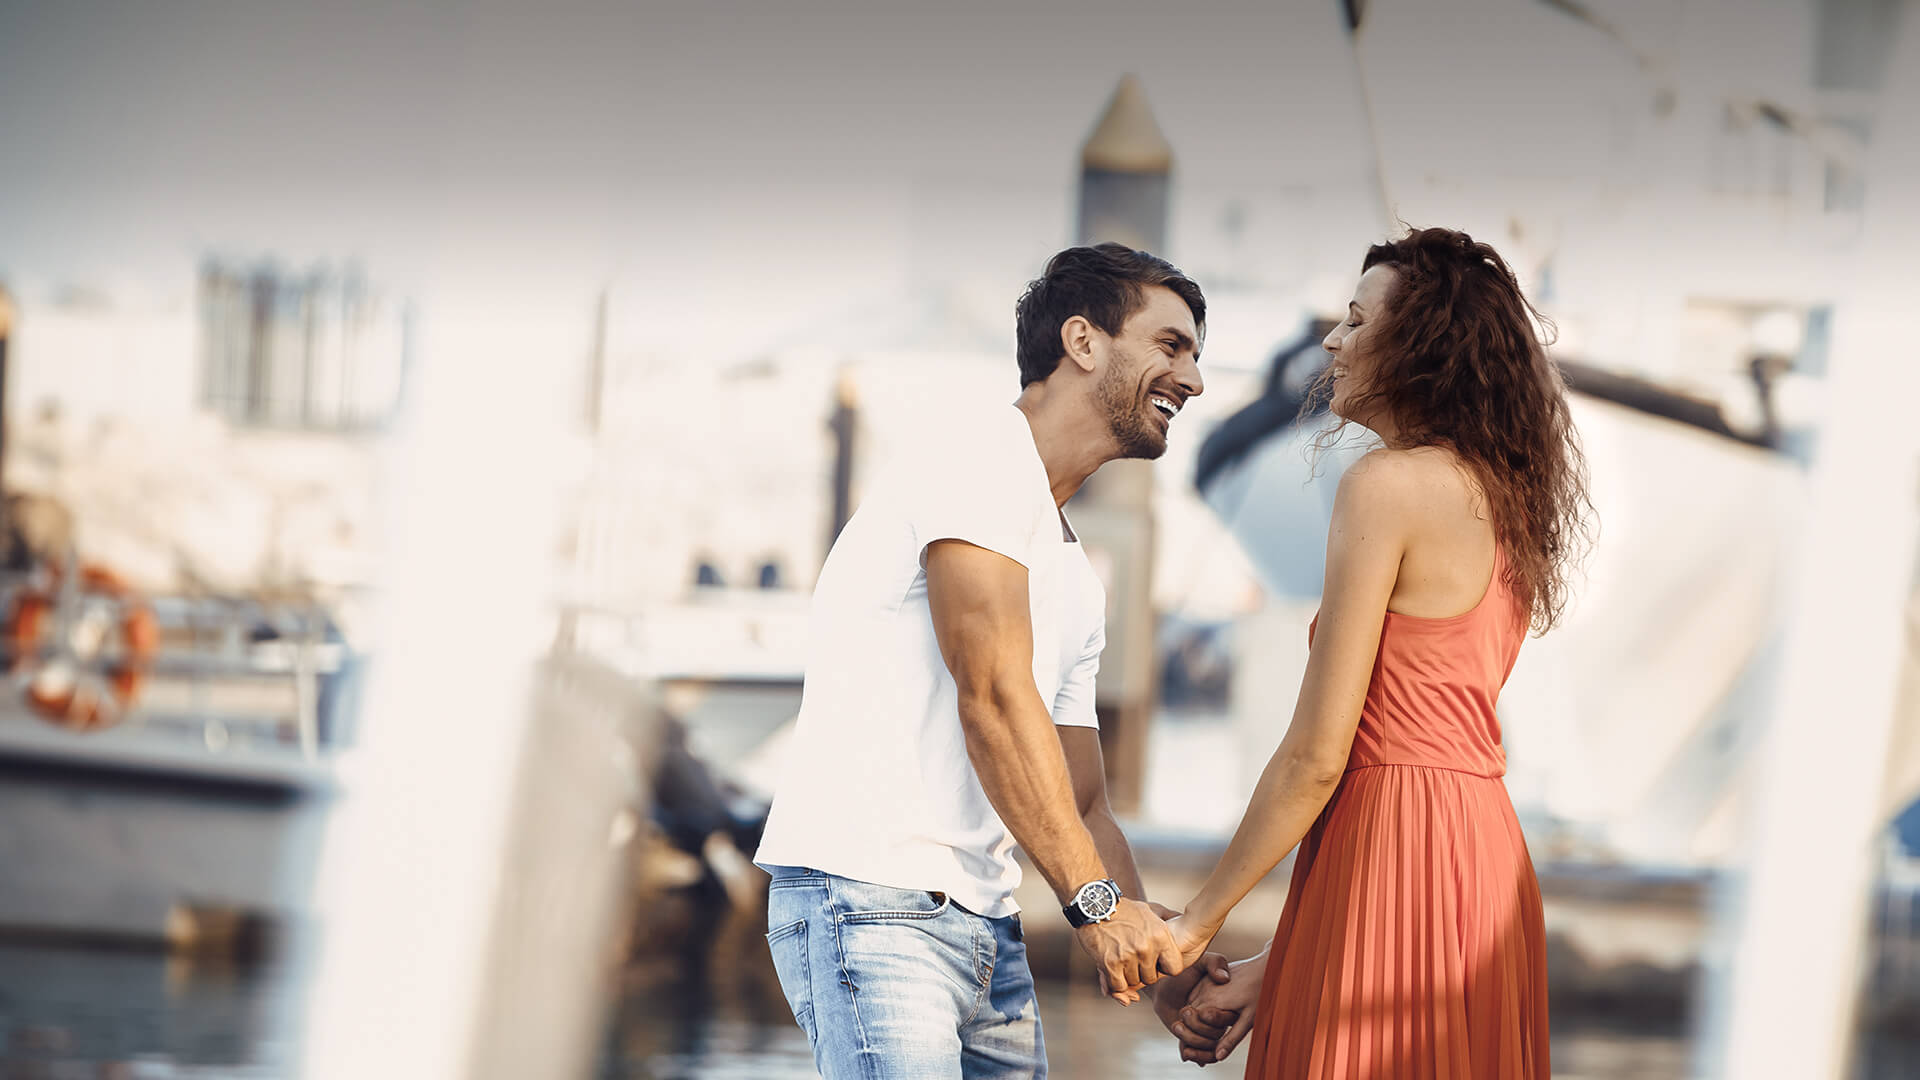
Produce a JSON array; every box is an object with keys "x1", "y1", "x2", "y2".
[{"x1": 1062, "y1": 878, "x2": 1123, "y2": 928}]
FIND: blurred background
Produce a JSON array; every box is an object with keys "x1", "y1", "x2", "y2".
[{"x1": 1, "y1": 0, "x2": 1918, "y2": 1077}]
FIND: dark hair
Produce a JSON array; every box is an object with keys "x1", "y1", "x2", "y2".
[
  {"x1": 1014, "y1": 243, "x2": 1206, "y2": 388},
  {"x1": 1308, "y1": 226, "x2": 1594, "y2": 634}
]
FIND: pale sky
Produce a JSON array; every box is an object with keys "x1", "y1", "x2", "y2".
[
  {"x1": 0, "y1": 1, "x2": 1381, "y2": 305},
  {"x1": 0, "y1": 0, "x2": 1873, "y2": 368}
]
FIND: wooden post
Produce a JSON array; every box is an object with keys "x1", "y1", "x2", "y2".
[
  {"x1": 1073, "y1": 75, "x2": 1173, "y2": 814},
  {"x1": 827, "y1": 369, "x2": 859, "y2": 552}
]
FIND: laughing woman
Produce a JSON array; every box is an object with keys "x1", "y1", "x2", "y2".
[{"x1": 1166, "y1": 227, "x2": 1594, "y2": 1079}]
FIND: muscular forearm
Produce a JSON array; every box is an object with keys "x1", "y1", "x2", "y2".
[
  {"x1": 1186, "y1": 749, "x2": 1343, "y2": 931},
  {"x1": 961, "y1": 693, "x2": 1108, "y2": 904},
  {"x1": 1085, "y1": 804, "x2": 1148, "y2": 902}
]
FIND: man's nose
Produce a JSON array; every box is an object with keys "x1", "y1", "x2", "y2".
[{"x1": 1176, "y1": 355, "x2": 1204, "y2": 399}]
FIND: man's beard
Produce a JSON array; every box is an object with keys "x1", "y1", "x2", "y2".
[{"x1": 1097, "y1": 354, "x2": 1167, "y2": 461}]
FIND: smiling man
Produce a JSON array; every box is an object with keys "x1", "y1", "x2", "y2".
[{"x1": 755, "y1": 243, "x2": 1217, "y2": 1079}]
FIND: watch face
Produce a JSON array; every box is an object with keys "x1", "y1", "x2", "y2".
[{"x1": 1076, "y1": 881, "x2": 1118, "y2": 921}]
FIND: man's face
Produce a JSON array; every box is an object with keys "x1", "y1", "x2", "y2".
[{"x1": 1093, "y1": 285, "x2": 1205, "y2": 460}]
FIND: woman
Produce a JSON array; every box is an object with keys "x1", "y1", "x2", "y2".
[{"x1": 1165, "y1": 227, "x2": 1592, "y2": 1077}]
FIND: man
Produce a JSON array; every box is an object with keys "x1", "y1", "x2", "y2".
[{"x1": 754, "y1": 243, "x2": 1224, "y2": 1078}]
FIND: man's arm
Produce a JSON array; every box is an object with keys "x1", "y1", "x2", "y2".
[
  {"x1": 1058, "y1": 726, "x2": 1147, "y2": 902},
  {"x1": 926, "y1": 539, "x2": 1183, "y2": 1000},
  {"x1": 1060, "y1": 725, "x2": 1233, "y2": 1022}
]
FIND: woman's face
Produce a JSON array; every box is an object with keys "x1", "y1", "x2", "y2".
[{"x1": 1321, "y1": 264, "x2": 1399, "y2": 423}]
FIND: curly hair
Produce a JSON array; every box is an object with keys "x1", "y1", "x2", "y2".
[{"x1": 1307, "y1": 227, "x2": 1595, "y2": 634}]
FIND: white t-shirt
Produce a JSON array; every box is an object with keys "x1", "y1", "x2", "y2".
[{"x1": 754, "y1": 404, "x2": 1107, "y2": 917}]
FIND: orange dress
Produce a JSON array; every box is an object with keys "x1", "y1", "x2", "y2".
[{"x1": 1243, "y1": 549, "x2": 1548, "y2": 1079}]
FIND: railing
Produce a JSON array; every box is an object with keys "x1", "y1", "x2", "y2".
[{"x1": 0, "y1": 568, "x2": 362, "y2": 768}]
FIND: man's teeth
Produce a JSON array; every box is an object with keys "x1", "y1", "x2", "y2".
[{"x1": 1150, "y1": 397, "x2": 1179, "y2": 421}]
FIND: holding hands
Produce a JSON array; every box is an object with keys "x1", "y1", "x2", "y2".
[
  {"x1": 1074, "y1": 898, "x2": 1187, "y2": 1005},
  {"x1": 1158, "y1": 951, "x2": 1265, "y2": 1065},
  {"x1": 1122, "y1": 903, "x2": 1266, "y2": 1066}
]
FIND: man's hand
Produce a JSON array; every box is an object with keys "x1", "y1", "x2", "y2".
[
  {"x1": 1175, "y1": 953, "x2": 1266, "y2": 1065},
  {"x1": 1150, "y1": 951, "x2": 1231, "y2": 1044},
  {"x1": 1074, "y1": 898, "x2": 1183, "y2": 1004}
]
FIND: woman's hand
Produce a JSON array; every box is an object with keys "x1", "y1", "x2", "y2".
[
  {"x1": 1176, "y1": 951, "x2": 1268, "y2": 1065},
  {"x1": 1150, "y1": 950, "x2": 1231, "y2": 1039},
  {"x1": 1164, "y1": 912, "x2": 1221, "y2": 973}
]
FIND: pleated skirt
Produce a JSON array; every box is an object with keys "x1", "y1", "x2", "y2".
[{"x1": 1242, "y1": 764, "x2": 1549, "y2": 1079}]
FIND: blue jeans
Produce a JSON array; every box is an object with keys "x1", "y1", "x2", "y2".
[{"x1": 763, "y1": 866, "x2": 1046, "y2": 1079}]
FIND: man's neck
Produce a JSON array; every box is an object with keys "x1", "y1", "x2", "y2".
[{"x1": 1013, "y1": 391, "x2": 1114, "y2": 509}]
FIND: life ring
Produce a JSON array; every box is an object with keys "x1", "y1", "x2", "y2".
[{"x1": 7, "y1": 564, "x2": 160, "y2": 731}]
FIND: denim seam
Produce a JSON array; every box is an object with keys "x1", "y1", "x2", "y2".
[
  {"x1": 959, "y1": 917, "x2": 994, "y2": 1026},
  {"x1": 764, "y1": 918, "x2": 813, "y2": 1040},
  {"x1": 826, "y1": 876, "x2": 879, "y2": 1080}
]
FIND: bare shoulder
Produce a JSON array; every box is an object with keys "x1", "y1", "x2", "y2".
[
  {"x1": 1339, "y1": 446, "x2": 1452, "y2": 506},
  {"x1": 1325, "y1": 449, "x2": 1417, "y2": 549},
  {"x1": 1335, "y1": 448, "x2": 1482, "y2": 553}
]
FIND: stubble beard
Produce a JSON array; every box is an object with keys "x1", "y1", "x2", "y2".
[{"x1": 1097, "y1": 354, "x2": 1167, "y2": 461}]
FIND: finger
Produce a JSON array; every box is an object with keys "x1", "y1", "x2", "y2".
[
  {"x1": 1204, "y1": 954, "x2": 1233, "y2": 984},
  {"x1": 1216, "y1": 1009, "x2": 1256, "y2": 1062},
  {"x1": 1181, "y1": 1045, "x2": 1216, "y2": 1066},
  {"x1": 1103, "y1": 955, "x2": 1131, "y2": 1000},
  {"x1": 1156, "y1": 935, "x2": 1186, "y2": 979},
  {"x1": 1180, "y1": 1008, "x2": 1228, "y2": 1041},
  {"x1": 1140, "y1": 957, "x2": 1161, "y2": 986},
  {"x1": 1172, "y1": 1020, "x2": 1219, "y2": 1051},
  {"x1": 1194, "y1": 1006, "x2": 1240, "y2": 1030}
]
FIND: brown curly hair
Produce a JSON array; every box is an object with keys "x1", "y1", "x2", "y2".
[{"x1": 1307, "y1": 227, "x2": 1595, "y2": 634}]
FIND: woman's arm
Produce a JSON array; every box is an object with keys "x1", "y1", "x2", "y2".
[{"x1": 1169, "y1": 452, "x2": 1413, "y2": 957}]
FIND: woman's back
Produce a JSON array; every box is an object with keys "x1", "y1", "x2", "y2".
[{"x1": 1309, "y1": 447, "x2": 1529, "y2": 778}]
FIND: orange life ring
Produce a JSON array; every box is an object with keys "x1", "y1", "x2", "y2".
[{"x1": 7, "y1": 564, "x2": 160, "y2": 732}]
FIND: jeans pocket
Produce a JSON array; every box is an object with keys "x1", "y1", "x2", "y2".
[
  {"x1": 836, "y1": 878, "x2": 954, "y2": 924},
  {"x1": 765, "y1": 918, "x2": 814, "y2": 1041}
]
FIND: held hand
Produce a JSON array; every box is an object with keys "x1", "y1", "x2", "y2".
[
  {"x1": 1151, "y1": 951, "x2": 1230, "y2": 1044},
  {"x1": 1177, "y1": 952, "x2": 1267, "y2": 1065},
  {"x1": 1164, "y1": 913, "x2": 1221, "y2": 974},
  {"x1": 1074, "y1": 898, "x2": 1184, "y2": 1005},
  {"x1": 1099, "y1": 906, "x2": 1183, "y2": 1005}
]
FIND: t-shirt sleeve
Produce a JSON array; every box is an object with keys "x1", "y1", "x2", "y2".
[
  {"x1": 910, "y1": 444, "x2": 1042, "y2": 572},
  {"x1": 1051, "y1": 616, "x2": 1104, "y2": 730}
]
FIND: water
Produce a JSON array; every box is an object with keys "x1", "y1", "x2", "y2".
[
  {"x1": 600, "y1": 977, "x2": 1696, "y2": 1080},
  {"x1": 2, "y1": 942, "x2": 1914, "y2": 1078},
  {"x1": 0, "y1": 942, "x2": 291, "y2": 1077}
]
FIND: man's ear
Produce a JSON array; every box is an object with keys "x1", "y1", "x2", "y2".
[{"x1": 1060, "y1": 315, "x2": 1100, "y2": 375}]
